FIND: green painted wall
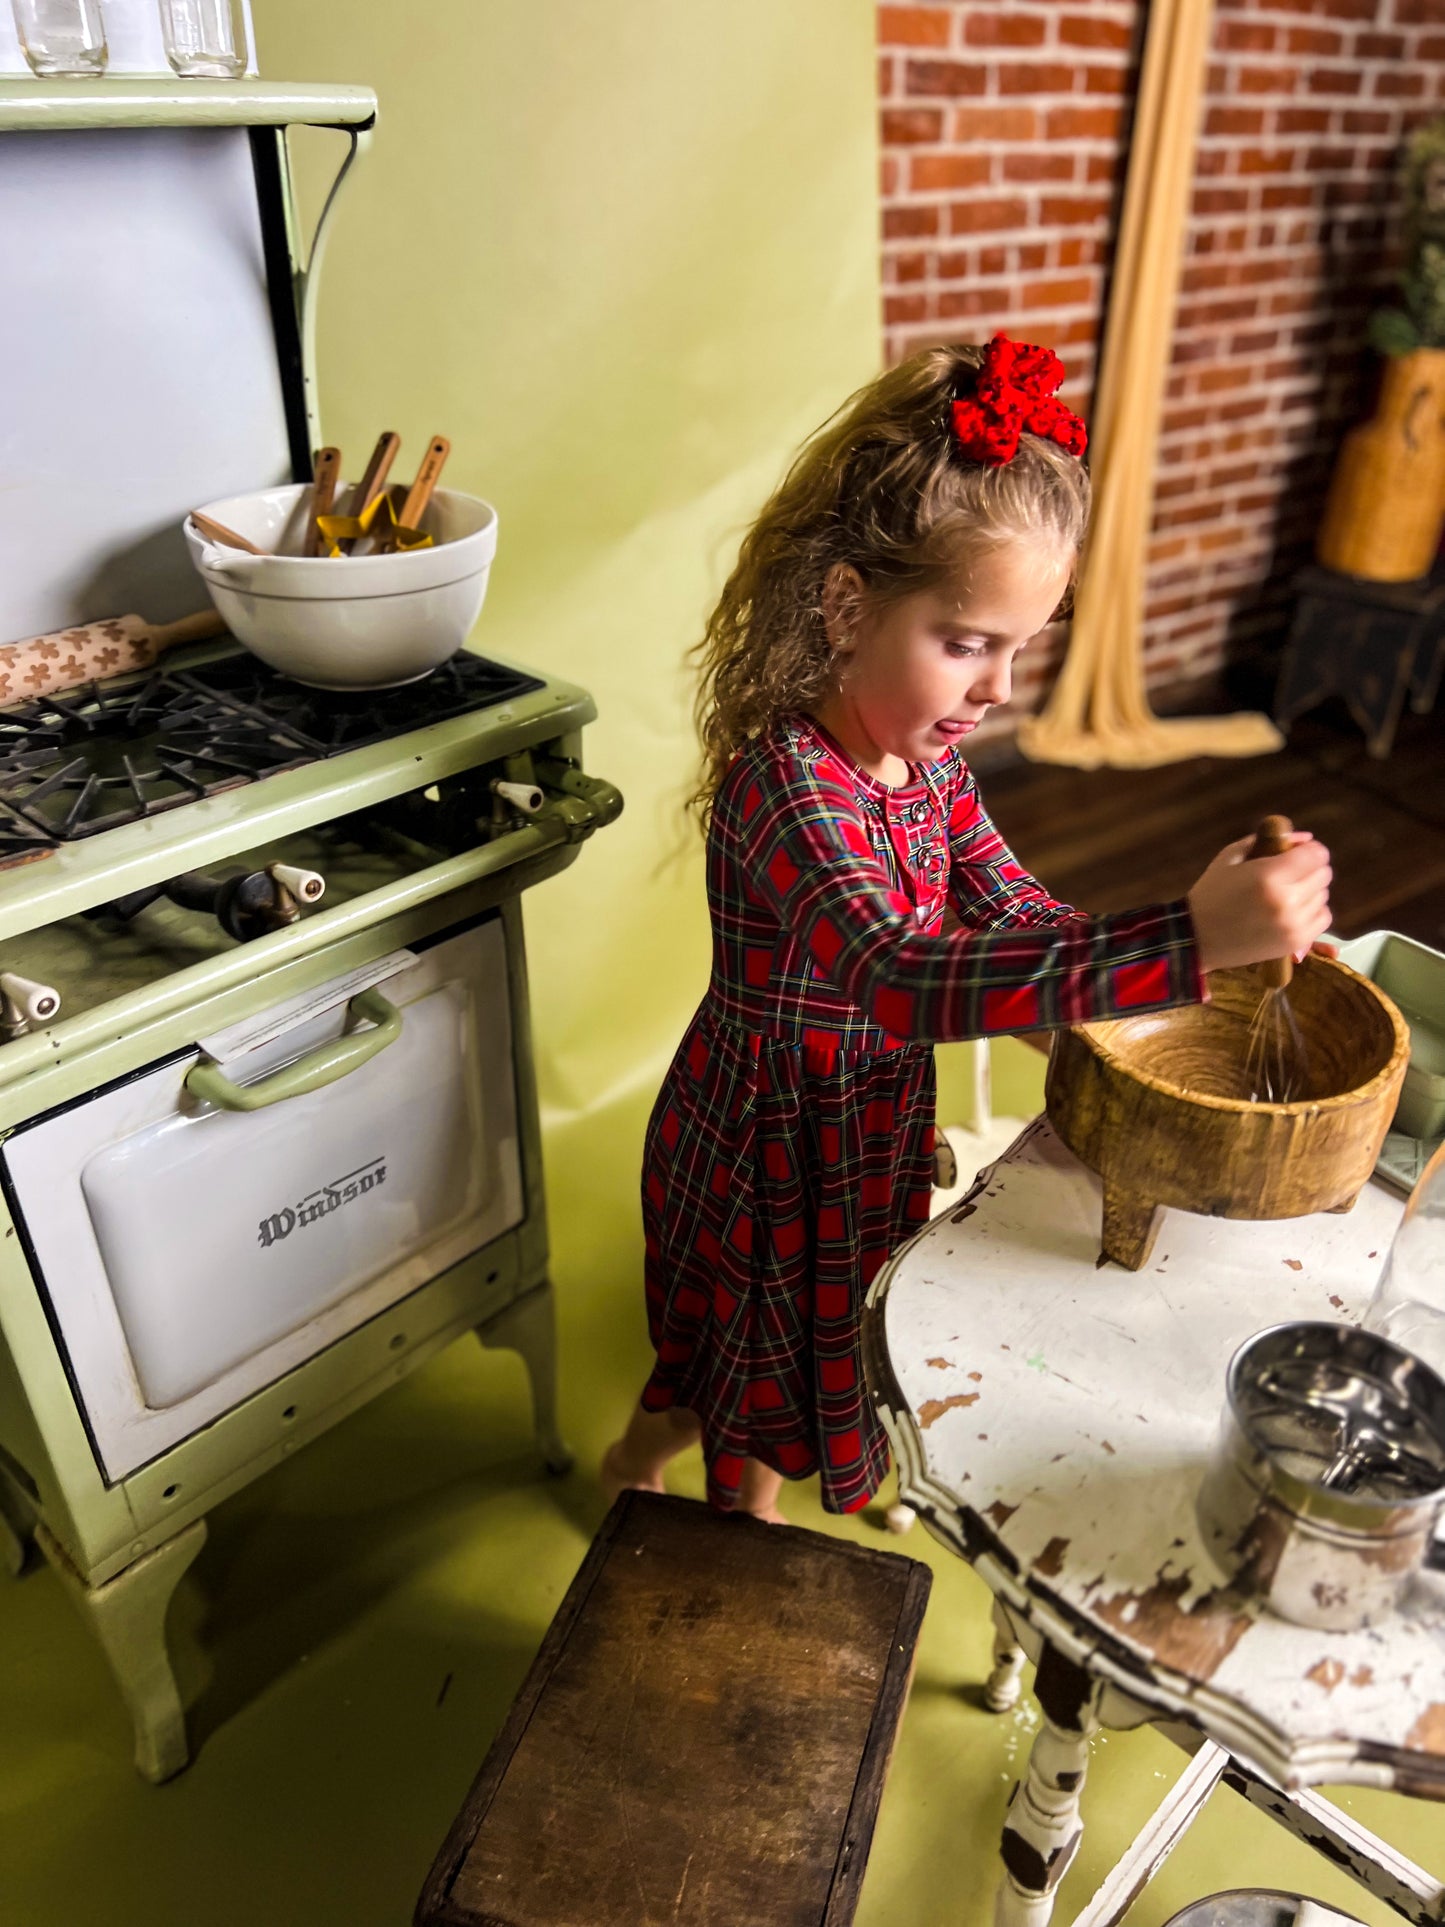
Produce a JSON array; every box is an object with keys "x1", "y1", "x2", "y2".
[
  {"x1": 252, "y1": 0, "x2": 1032, "y2": 1300},
  {"x1": 251, "y1": 0, "x2": 894, "y2": 1272}
]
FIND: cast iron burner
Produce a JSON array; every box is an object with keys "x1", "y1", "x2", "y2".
[
  {"x1": 0, "y1": 804, "x2": 58, "y2": 868},
  {"x1": 0, "y1": 651, "x2": 544, "y2": 850}
]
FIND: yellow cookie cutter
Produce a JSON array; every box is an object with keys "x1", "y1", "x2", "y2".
[{"x1": 315, "y1": 490, "x2": 434, "y2": 557}]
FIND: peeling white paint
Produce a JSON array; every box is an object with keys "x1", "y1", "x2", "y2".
[{"x1": 874, "y1": 1118, "x2": 1445, "y2": 1790}]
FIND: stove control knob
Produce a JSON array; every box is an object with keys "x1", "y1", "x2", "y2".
[
  {"x1": 492, "y1": 778, "x2": 544, "y2": 815},
  {"x1": 0, "y1": 972, "x2": 60, "y2": 1028},
  {"x1": 268, "y1": 863, "x2": 326, "y2": 906}
]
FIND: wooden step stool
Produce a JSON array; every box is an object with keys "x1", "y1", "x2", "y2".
[{"x1": 416, "y1": 1490, "x2": 932, "y2": 1927}]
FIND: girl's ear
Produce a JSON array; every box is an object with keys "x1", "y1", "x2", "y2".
[{"x1": 822, "y1": 563, "x2": 867, "y2": 652}]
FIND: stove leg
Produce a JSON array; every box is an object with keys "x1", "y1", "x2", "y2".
[
  {"x1": 995, "y1": 1642, "x2": 1105, "y2": 1927},
  {"x1": 477, "y1": 1282, "x2": 573, "y2": 1476},
  {"x1": 0, "y1": 1469, "x2": 37, "y2": 1577},
  {"x1": 37, "y1": 1518, "x2": 207, "y2": 1784}
]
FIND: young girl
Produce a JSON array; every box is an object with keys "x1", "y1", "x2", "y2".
[{"x1": 603, "y1": 336, "x2": 1332, "y2": 1526}]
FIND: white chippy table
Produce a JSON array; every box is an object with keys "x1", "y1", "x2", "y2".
[{"x1": 862, "y1": 1117, "x2": 1445, "y2": 1927}]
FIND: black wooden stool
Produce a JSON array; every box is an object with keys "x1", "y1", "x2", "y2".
[
  {"x1": 1274, "y1": 562, "x2": 1445, "y2": 758},
  {"x1": 416, "y1": 1491, "x2": 931, "y2": 1927}
]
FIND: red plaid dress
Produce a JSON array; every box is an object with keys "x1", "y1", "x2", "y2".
[{"x1": 640, "y1": 715, "x2": 1204, "y2": 1514}]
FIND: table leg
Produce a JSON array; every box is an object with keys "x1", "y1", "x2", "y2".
[
  {"x1": 1412, "y1": 616, "x2": 1445, "y2": 714},
  {"x1": 995, "y1": 1642, "x2": 1105, "y2": 1927},
  {"x1": 1221, "y1": 1757, "x2": 1445, "y2": 1926},
  {"x1": 985, "y1": 1598, "x2": 1026, "y2": 1712}
]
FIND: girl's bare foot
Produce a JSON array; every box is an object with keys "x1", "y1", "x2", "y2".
[
  {"x1": 600, "y1": 1403, "x2": 702, "y2": 1503},
  {"x1": 600, "y1": 1438, "x2": 665, "y2": 1502},
  {"x1": 741, "y1": 1503, "x2": 789, "y2": 1526}
]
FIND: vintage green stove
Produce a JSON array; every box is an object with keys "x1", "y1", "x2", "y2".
[{"x1": 0, "y1": 78, "x2": 619, "y2": 1780}]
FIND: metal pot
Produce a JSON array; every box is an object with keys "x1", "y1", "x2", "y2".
[
  {"x1": 1162, "y1": 1894, "x2": 1364, "y2": 1927},
  {"x1": 1196, "y1": 1320, "x2": 1445, "y2": 1631}
]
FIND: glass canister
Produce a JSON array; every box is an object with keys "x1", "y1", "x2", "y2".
[
  {"x1": 156, "y1": 0, "x2": 245, "y2": 78},
  {"x1": 1365, "y1": 1140, "x2": 1445, "y2": 1376},
  {"x1": 10, "y1": 0, "x2": 107, "y2": 75}
]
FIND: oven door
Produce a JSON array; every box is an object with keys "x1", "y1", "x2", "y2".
[{"x1": 1, "y1": 916, "x2": 522, "y2": 1481}]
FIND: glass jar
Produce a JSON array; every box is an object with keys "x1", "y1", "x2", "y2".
[
  {"x1": 156, "y1": 0, "x2": 245, "y2": 78},
  {"x1": 1365, "y1": 1140, "x2": 1445, "y2": 1376},
  {"x1": 11, "y1": 0, "x2": 107, "y2": 75}
]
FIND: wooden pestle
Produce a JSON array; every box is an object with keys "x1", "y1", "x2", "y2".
[{"x1": 1248, "y1": 813, "x2": 1295, "y2": 989}]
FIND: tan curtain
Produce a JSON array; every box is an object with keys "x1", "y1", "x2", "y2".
[{"x1": 1018, "y1": 0, "x2": 1283, "y2": 769}]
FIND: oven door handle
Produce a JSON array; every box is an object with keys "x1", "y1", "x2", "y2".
[{"x1": 184, "y1": 988, "x2": 403, "y2": 1113}]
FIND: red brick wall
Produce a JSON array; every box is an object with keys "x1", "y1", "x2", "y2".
[{"x1": 878, "y1": 0, "x2": 1445, "y2": 738}]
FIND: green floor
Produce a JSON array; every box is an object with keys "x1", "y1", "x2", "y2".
[{"x1": 1, "y1": 1045, "x2": 1439, "y2": 1925}]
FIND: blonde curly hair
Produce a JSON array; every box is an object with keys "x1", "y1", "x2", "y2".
[{"x1": 690, "y1": 341, "x2": 1091, "y2": 824}]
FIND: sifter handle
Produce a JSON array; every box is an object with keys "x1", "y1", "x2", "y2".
[{"x1": 1248, "y1": 813, "x2": 1294, "y2": 989}]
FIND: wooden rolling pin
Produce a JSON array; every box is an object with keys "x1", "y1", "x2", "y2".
[{"x1": 0, "y1": 609, "x2": 227, "y2": 706}]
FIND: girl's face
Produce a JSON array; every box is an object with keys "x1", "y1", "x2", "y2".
[{"x1": 816, "y1": 539, "x2": 1073, "y2": 784}]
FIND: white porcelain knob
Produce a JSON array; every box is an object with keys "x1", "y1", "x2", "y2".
[
  {"x1": 269, "y1": 863, "x2": 325, "y2": 904},
  {"x1": 493, "y1": 779, "x2": 544, "y2": 814},
  {"x1": 0, "y1": 972, "x2": 60, "y2": 1025}
]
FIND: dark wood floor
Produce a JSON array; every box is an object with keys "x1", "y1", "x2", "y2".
[{"x1": 978, "y1": 699, "x2": 1445, "y2": 950}]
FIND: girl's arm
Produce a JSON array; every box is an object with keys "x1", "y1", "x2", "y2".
[
  {"x1": 736, "y1": 747, "x2": 1202, "y2": 1042},
  {"x1": 945, "y1": 765, "x2": 1082, "y2": 932}
]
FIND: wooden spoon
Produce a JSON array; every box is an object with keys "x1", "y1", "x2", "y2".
[
  {"x1": 305, "y1": 445, "x2": 344, "y2": 556},
  {"x1": 190, "y1": 511, "x2": 266, "y2": 555},
  {"x1": 346, "y1": 430, "x2": 401, "y2": 520},
  {"x1": 374, "y1": 434, "x2": 449, "y2": 554}
]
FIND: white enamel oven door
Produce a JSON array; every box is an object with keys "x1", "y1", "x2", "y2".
[{"x1": 0, "y1": 917, "x2": 522, "y2": 1482}]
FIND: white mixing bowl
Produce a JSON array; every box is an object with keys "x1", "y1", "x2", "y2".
[{"x1": 183, "y1": 483, "x2": 498, "y2": 690}]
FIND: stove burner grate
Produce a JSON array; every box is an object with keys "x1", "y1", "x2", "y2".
[
  {"x1": 190, "y1": 651, "x2": 546, "y2": 756},
  {"x1": 0, "y1": 651, "x2": 545, "y2": 855},
  {"x1": 0, "y1": 802, "x2": 58, "y2": 868}
]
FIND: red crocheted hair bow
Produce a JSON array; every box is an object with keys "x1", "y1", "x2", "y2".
[{"x1": 950, "y1": 334, "x2": 1088, "y2": 466}]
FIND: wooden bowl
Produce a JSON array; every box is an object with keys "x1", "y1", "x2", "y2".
[{"x1": 1045, "y1": 956, "x2": 1409, "y2": 1270}]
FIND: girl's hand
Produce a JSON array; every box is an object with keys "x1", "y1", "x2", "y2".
[{"x1": 1187, "y1": 830, "x2": 1332, "y2": 975}]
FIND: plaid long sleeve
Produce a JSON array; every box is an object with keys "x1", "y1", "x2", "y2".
[
  {"x1": 946, "y1": 765, "x2": 1083, "y2": 933},
  {"x1": 712, "y1": 724, "x2": 1204, "y2": 1047}
]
